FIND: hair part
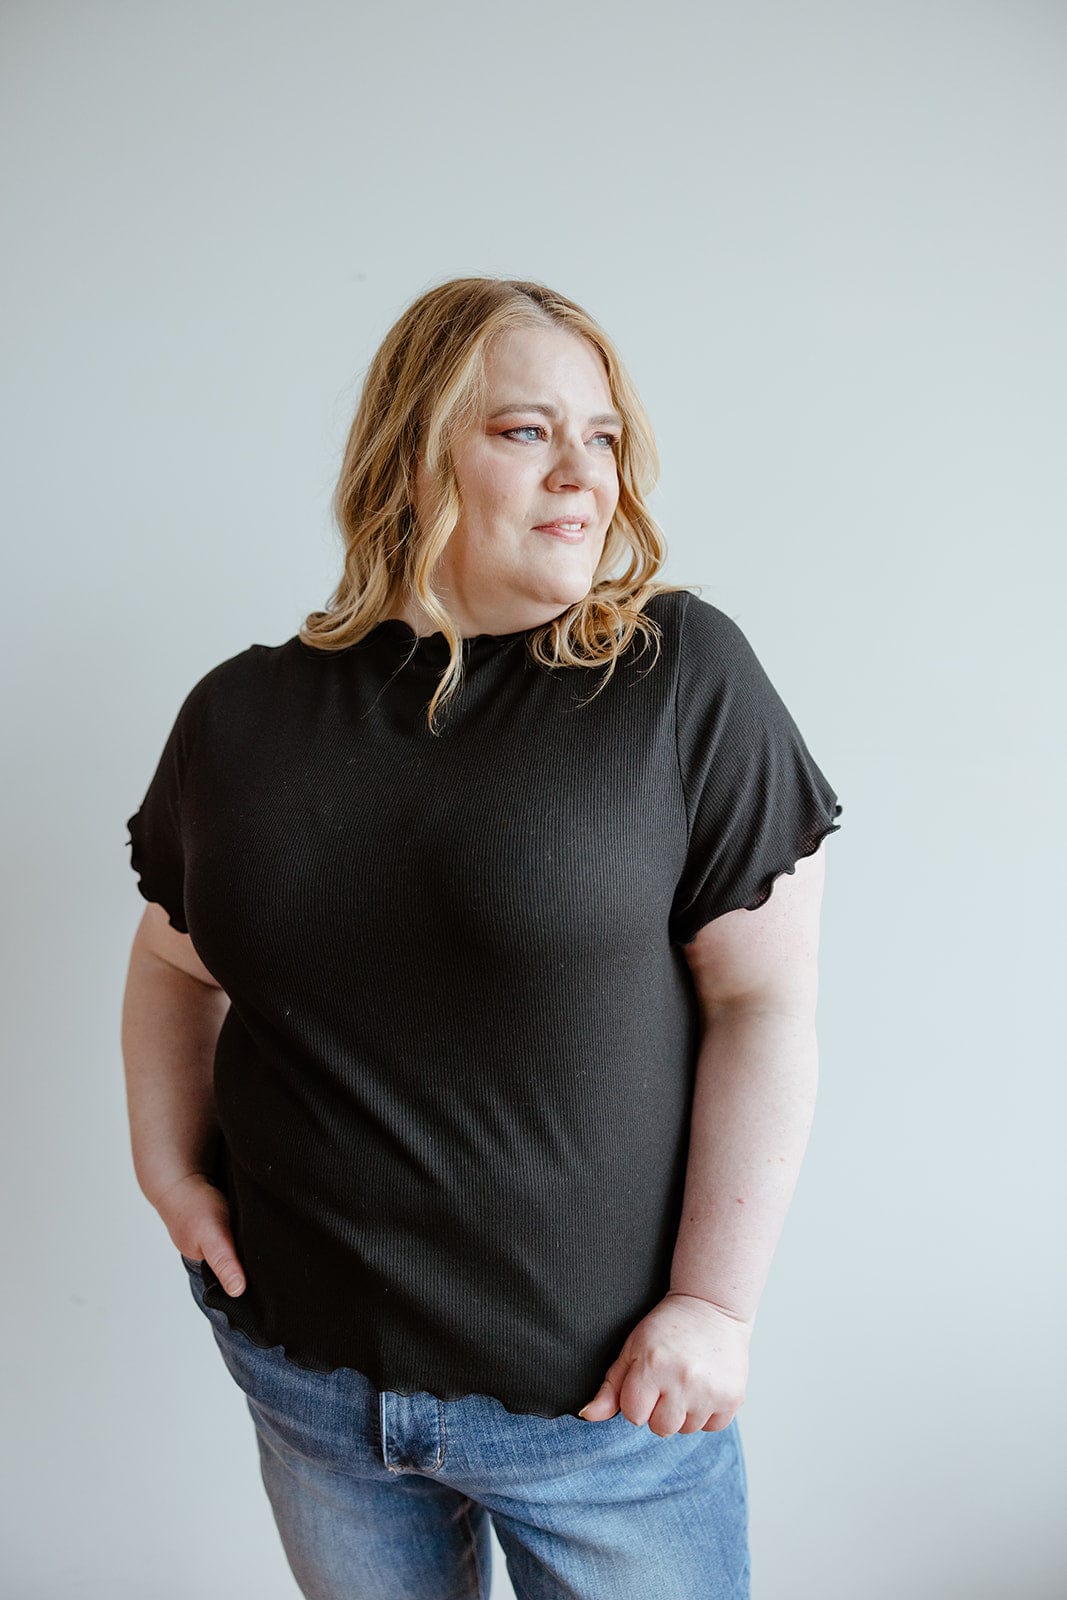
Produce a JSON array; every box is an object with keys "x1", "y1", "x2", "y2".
[{"x1": 301, "y1": 275, "x2": 693, "y2": 732}]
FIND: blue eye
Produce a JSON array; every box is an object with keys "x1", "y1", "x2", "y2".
[{"x1": 502, "y1": 427, "x2": 619, "y2": 448}]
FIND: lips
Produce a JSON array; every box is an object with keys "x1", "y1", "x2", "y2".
[{"x1": 534, "y1": 521, "x2": 587, "y2": 543}]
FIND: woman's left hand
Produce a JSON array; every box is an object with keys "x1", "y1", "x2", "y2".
[{"x1": 577, "y1": 1292, "x2": 753, "y2": 1437}]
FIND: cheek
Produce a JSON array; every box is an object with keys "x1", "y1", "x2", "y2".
[{"x1": 469, "y1": 461, "x2": 533, "y2": 527}]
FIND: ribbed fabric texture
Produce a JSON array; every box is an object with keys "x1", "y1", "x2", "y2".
[{"x1": 125, "y1": 588, "x2": 841, "y2": 1419}]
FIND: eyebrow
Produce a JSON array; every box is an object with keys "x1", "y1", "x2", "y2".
[{"x1": 488, "y1": 402, "x2": 624, "y2": 429}]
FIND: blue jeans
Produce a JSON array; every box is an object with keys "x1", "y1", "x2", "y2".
[{"x1": 180, "y1": 1253, "x2": 750, "y2": 1599}]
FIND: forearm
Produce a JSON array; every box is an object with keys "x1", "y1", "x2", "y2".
[
  {"x1": 668, "y1": 1002, "x2": 819, "y2": 1326},
  {"x1": 120, "y1": 948, "x2": 231, "y2": 1207}
]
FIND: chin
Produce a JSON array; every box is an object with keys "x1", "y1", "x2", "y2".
[
  {"x1": 536, "y1": 580, "x2": 593, "y2": 611},
  {"x1": 541, "y1": 557, "x2": 595, "y2": 591}
]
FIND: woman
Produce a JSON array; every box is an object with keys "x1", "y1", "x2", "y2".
[{"x1": 121, "y1": 276, "x2": 842, "y2": 1600}]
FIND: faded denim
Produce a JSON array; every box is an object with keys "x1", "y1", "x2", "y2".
[{"x1": 180, "y1": 1253, "x2": 750, "y2": 1599}]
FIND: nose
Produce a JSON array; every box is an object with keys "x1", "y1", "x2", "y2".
[{"x1": 545, "y1": 435, "x2": 602, "y2": 493}]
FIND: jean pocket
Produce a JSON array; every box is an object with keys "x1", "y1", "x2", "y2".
[{"x1": 180, "y1": 1252, "x2": 204, "y2": 1274}]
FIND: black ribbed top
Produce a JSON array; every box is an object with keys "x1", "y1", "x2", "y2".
[{"x1": 125, "y1": 589, "x2": 841, "y2": 1419}]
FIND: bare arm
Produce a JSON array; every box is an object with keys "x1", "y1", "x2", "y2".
[
  {"x1": 669, "y1": 844, "x2": 826, "y2": 1324},
  {"x1": 120, "y1": 902, "x2": 246, "y2": 1293},
  {"x1": 579, "y1": 844, "x2": 829, "y2": 1434}
]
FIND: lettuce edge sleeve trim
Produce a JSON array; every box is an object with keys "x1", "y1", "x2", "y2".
[
  {"x1": 671, "y1": 798, "x2": 842, "y2": 946},
  {"x1": 125, "y1": 808, "x2": 190, "y2": 934}
]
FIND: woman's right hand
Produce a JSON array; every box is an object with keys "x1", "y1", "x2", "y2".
[{"x1": 154, "y1": 1172, "x2": 247, "y2": 1296}]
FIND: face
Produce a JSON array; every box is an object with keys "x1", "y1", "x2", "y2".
[{"x1": 412, "y1": 324, "x2": 622, "y2": 634}]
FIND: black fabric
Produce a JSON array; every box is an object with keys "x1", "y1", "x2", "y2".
[{"x1": 125, "y1": 588, "x2": 841, "y2": 1419}]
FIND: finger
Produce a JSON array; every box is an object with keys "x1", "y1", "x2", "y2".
[
  {"x1": 579, "y1": 1353, "x2": 632, "y2": 1418},
  {"x1": 701, "y1": 1412, "x2": 731, "y2": 1432},
  {"x1": 578, "y1": 1380, "x2": 619, "y2": 1420},
  {"x1": 618, "y1": 1372, "x2": 665, "y2": 1431},
  {"x1": 206, "y1": 1239, "x2": 246, "y2": 1296},
  {"x1": 646, "y1": 1395, "x2": 689, "y2": 1438}
]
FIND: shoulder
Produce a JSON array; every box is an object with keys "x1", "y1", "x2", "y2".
[
  {"x1": 643, "y1": 588, "x2": 758, "y2": 679},
  {"x1": 183, "y1": 637, "x2": 299, "y2": 703},
  {"x1": 165, "y1": 640, "x2": 296, "y2": 746},
  {"x1": 678, "y1": 590, "x2": 755, "y2": 658}
]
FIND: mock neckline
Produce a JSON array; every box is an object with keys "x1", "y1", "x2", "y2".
[{"x1": 367, "y1": 617, "x2": 543, "y2": 652}]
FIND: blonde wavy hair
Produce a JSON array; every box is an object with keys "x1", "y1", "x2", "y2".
[{"x1": 301, "y1": 275, "x2": 693, "y2": 731}]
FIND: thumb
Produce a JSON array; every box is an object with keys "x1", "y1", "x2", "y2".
[
  {"x1": 578, "y1": 1380, "x2": 619, "y2": 1421},
  {"x1": 201, "y1": 1192, "x2": 246, "y2": 1297},
  {"x1": 204, "y1": 1229, "x2": 246, "y2": 1297}
]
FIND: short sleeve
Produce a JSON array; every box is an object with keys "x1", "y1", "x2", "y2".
[
  {"x1": 125, "y1": 676, "x2": 212, "y2": 934},
  {"x1": 669, "y1": 594, "x2": 843, "y2": 945}
]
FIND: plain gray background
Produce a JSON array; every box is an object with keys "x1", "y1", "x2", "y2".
[{"x1": 2, "y1": 1, "x2": 1064, "y2": 1595}]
